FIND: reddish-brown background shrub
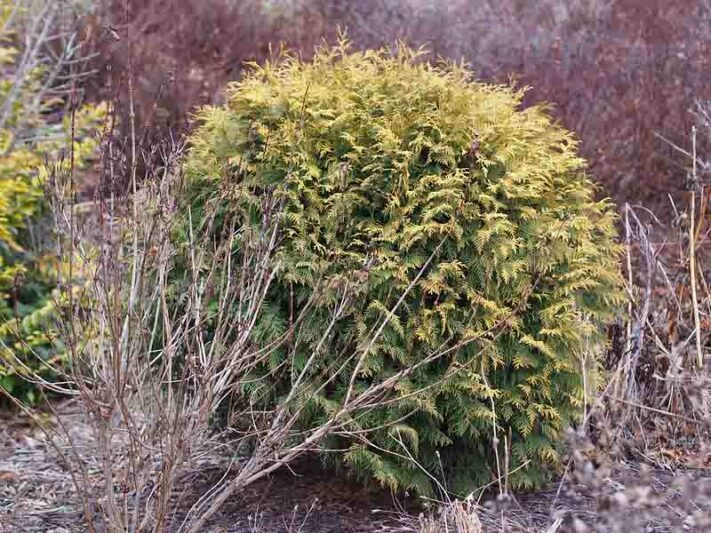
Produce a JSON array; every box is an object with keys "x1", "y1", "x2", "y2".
[{"x1": 85, "y1": 0, "x2": 711, "y2": 210}]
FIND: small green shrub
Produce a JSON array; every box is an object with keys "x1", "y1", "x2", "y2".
[
  {"x1": 0, "y1": 0, "x2": 105, "y2": 403},
  {"x1": 184, "y1": 42, "x2": 623, "y2": 493}
]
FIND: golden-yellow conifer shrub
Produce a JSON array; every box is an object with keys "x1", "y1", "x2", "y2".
[{"x1": 183, "y1": 42, "x2": 623, "y2": 493}]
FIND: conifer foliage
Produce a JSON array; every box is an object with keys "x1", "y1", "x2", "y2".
[{"x1": 184, "y1": 41, "x2": 623, "y2": 494}]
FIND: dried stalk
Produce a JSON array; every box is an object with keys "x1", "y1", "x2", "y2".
[{"x1": 689, "y1": 126, "x2": 703, "y2": 368}]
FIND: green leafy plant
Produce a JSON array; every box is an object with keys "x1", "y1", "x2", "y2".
[
  {"x1": 0, "y1": 0, "x2": 105, "y2": 403},
  {"x1": 183, "y1": 41, "x2": 623, "y2": 494}
]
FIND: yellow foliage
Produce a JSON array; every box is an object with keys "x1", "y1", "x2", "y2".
[{"x1": 0, "y1": 0, "x2": 105, "y2": 402}]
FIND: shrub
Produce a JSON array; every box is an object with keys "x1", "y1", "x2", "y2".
[
  {"x1": 183, "y1": 42, "x2": 623, "y2": 494},
  {"x1": 0, "y1": 0, "x2": 105, "y2": 403}
]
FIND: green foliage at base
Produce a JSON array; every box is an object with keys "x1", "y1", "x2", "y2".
[{"x1": 184, "y1": 41, "x2": 623, "y2": 494}]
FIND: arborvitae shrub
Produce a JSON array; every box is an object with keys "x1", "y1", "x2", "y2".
[{"x1": 183, "y1": 42, "x2": 623, "y2": 494}]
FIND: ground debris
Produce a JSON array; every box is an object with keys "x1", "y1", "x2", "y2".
[{"x1": 1, "y1": 404, "x2": 710, "y2": 532}]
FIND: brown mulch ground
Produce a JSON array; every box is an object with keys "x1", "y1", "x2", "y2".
[{"x1": 1, "y1": 403, "x2": 710, "y2": 532}]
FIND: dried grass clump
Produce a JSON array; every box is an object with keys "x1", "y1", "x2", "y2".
[
  {"x1": 418, "y1": 499, "x2": 482, "y2": 533},
  {"x1": 595, "y1": 107, "x2": 711, "y2": 461}
]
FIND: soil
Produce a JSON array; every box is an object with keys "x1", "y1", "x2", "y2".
[{"x1": 1, "y1": 402, "x2": 710, "y2": 533}]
